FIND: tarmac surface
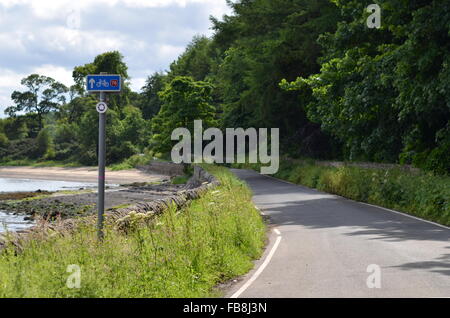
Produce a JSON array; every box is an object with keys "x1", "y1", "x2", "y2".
[{"x1": 227, "y1": 169, "x2": 450, "y2": 298}]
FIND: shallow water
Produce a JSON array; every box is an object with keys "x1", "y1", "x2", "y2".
[
  {"x1": 0, "y1": 211, "x2": 34, "y2": 233},
  {"x1": 0, "y1": 177, "x2": 97, "y2": 193},
  {"x1": 0, "y1": 178, "x2": 98, "y2": 233}
]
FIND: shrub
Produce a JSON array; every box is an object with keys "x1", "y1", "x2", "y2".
[
  {"x1": 424, "y1": 146, "x2": 450, "y2": 175},
  {"x1": 3, "y1": 139, "x2": 39, "y2": 160},
  {"x1": 108, "y1": 152, "x2": 154, "y2": 171},
  {"x1": 0, "y1": 133, "x2": 9, "y2": 148},
  {"x1": 78, "y1": 148, "x2": 97, "y2": 166},
  {"x1": 171, "y1": 175, "x2": 190, "y2": 184},
  {"x1": 36, "y1": 128, "x2": 54, "y2": 159}
]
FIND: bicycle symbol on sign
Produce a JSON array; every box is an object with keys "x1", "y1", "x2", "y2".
[{"x1": 96, "y1": 80, "x2": 109, "y2": 88}]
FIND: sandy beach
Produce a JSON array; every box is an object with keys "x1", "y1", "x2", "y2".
[
  {"x1": 0, "y1": 166, "x2": 168, "y2": 184},
  {"x1": 0, "y1": 165, "x2": 182, "y2": 220}
]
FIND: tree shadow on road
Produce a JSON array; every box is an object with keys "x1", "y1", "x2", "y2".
[{"x1": 232, "y1": 169, "x2": 450, "y2": 278}]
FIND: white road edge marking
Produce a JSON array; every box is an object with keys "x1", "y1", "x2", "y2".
[
  {"x1": 230, "y1": 229, "x2": 282, "y2": 299},
  {"x1": 359, "y1": 202, "x2": 450, "y2": 230},
  {"x1": 260, "y1": 173, "x2": 450, "y2": 231},
  {"x1": 274, "y1": 228, "x2": 281, "y2": 235},
  {"x1": 254, "y1": 204, "x2": 266, "y2": 216}
]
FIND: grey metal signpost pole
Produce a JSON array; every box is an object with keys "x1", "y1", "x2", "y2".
[
  {"x1": 97, "y1": 75, "x2": 107, "y2": 241},
  {"x1": 86, "y1": 72, "x2": 121, "y2": 241}
]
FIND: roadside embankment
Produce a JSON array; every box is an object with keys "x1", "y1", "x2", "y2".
[
  {"x1": 0, "y1": 165, "x2": 266, "y2": 297},
  {"x1": 0, "y1": 164, "x2": 180, "y2": 222},
  {"x1": 0, "y1": 183, "x2": 185, "y2": 221},
  {"x1": 0, "y1": 165, "x2": 215, "y2": 248}
]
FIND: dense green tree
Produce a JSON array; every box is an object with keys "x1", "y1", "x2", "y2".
[
  {"x1": 211, "y1": 0, "x2": 340, "y2": 157},
  {"x1": 73, "y1": 51, "x2": 129, "y2": 93},
  {"x1": 72, "y1": 51, "x2": 131, "y2": 115},
  {"x1": 0, "y1": 132, "x2": 8, "y2": 148},
  {"x1": 2, "y1": 117, "x2": 29, "y2": 140},
  {"x1": 50, "y1": 122, "x2": 79, "y2": 161},
  {"x1": 36, "y1": 128, "x2": 55, "y2": 159},
  {"x1": 0, "y1": 122, "x2": 8, "y2": 158},
  {"x1": 1, "y1": 1, "x2": 448, "y2": 174},
  {"x1": 151, "y1": 76, "x2": 217, "y2": 153},
  {"x1": 76, "y1": 101, "x2": 147, "y2": 165},
  {"x1": 138, "y1": 72, "x2": 167, "y2": 120},
  {"x1": 169, "y1": 36, "x2": 218, "y2": 82},
  {"x1": 282, "y1": 0, "x2": 450, "y2": 172},
  {"x1": 4, "y1": 74, "x2": 68, "y2": 130},
  {"x1": 59, "y1": 96, "x2": 91, "y2": 123},
  {"x1": 119, "y1": 106, "x2": 148, "y2": 149}
]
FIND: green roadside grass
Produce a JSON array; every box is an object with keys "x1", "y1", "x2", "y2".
[
  {"x1": 171, "y1": 175, "x2": 191, "y2": 185},
  {"x1": 108, "y1": 153, "x2": 169, "y2": 171},
  {"x1": 234, "y1": 161, "x2": 450, "y2": 227},
  {"x1": 0, "y1": 153, "x2": 163, "y2": 171},
  {"x1": 0, "y1": 159, "x2": 82, "y2": 168},
  {"x1": 0, "y1": 165, "x2": 266, "y2": 297},
  {"x1": 0, "y1": 158, "x2": 136, "y2": 170}
]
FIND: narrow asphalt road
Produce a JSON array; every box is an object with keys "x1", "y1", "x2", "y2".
[{"x1": 227, "y1": 169, "x2": 450, "y2": 298}]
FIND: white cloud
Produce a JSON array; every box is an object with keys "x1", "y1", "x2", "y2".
[
  {"x1": 1, "y1": 0, "x2": 228, "y2": 18},
  {"x1": 129, "y1": 76, "x2": 147, "y2": 92},
  {"x1": 0, "y1": 66, "x2": 74, "y2": 117},
  {"x1": 40, "y1": 27, "x2": 127, "y2": 54},
  {"x1": 157, "y1": 44, "x2": 186, "y2": 60},
  {"x1": 0, "y1": 68, "x2": 24, "y2": 89},
  {"x1": 0, "y1": 68, "x2": 26, "y2": 116},
  {"x1": 33, "y1": 65, "x2": 74, "y2": 87},
  {"x1": 0, "y1": 0, "x2": 232, "y2": 117}
]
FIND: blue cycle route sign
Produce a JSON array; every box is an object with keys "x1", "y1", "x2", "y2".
[{"x1": 86, "y1": 74, "x2": 122, "y2": 92}]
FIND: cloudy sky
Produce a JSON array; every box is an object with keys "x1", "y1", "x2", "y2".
[{"x1": 0, "y1": 0, "x2": 232, "y2": 116}]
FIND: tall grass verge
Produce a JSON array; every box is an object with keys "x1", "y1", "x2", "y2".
[
  {"x1": 0, "y1": 159, "x2": 82, "y2": 168},
  {"x1": 0, "y1": 165, "x2": 266, "y2": 297},
  {"x1": 108, "y1": 153, "x2": 154, "y2": 171},
  {"x1": 234, "y1": 161, "x2": 450, "y2": 226}
]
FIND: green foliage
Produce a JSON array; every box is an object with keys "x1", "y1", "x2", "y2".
[
  {"x1": 36, "y1": 128, "x2": 55, "y2": 159},
  {"x1": 211, "y1": 0, "x2": 340, "y2": 157},
  {"x1": 108, "y1": 152, "x2": 154, "y2": 171},
  {"x1": 73, "y1": 51, "x2": 129, "y2": 93},
  {"x1": 119, "y1": 106, "x2": 148, "y2": 147},
  {"x1": 151, "y1": 76, "x2": 218, "y2": 153},
  {"x1": 1, "y1": 1, "x2": 448, "y2": 176},
  {"x1": 0, "y1": 139, "x2": 39, "y2": 162},
  {"x1": 4, "y1": 74, "x2": 68, "y2": 130},
  {"x1": 0, "y1": 132, "x2": 8, "y2": 148},
  {"x1": 3, "y1": 117, "x2": 29, "y2": 140},
  {"x1": 0, "y1": 132, "x2": 9, "y2": 159},
  {"x1": 282, "y1": 0, "x2": 450, "y2": 172},
  {"x1": 76, "y1": 102, "x2": 148, "y2": 165},
  {"x1": 0, "y1": 166, "x2": 266, "y2": 297},
  {"x1": 171, "y1": 175, "x2": 190, "y2": 185},
  {"x1": 72, "y1": 51, "x2": 132, "y2": 113},
  {"x1": 138, "y1": 72, "x2": 166, "y2": 120},
  {"x1": 169, "y1": 36, "x2": 218, "y2": 82}
]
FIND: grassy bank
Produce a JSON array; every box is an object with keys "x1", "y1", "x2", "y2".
[
  {"x1": 108, "y1": 153, "x2": 153, "y2": 171},
  {"x1": 0, "y1": 165, "x2": 266, "y2": 297},
  {"x1": 0, "y1": 154, "x2": 152, "y2": 170},
  {"x1": 0, "y1": 159, "x2": 82, "y2": 168},
  {"x1": 0, "y1": 153, "x2": 161, "y2": 172},
  {"x1": 235, "y1": 161, "x2": 450, "y2": 227}
]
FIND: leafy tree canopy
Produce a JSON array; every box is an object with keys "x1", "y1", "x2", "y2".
[
  {"x1": 151, "y1": 76, "x2": 217, "y2": 154},
  {"x1": 5, "y1": 74, "x2": 68, "y2": 130}
]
